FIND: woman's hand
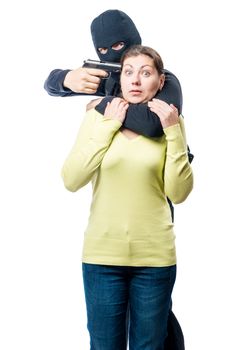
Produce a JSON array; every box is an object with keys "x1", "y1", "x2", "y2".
[
  {"x1": 148, "y1": 99, "x2": 179, "y2": 128},
  {"x1": 104, "y1": 98, "x2": 129, "y2": 123}
]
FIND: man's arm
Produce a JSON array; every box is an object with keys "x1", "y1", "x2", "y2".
[
  {"x1": 96, "y1": 70, "x2": 182, "y2": 138},
  {"x1": 44, "y1": 68, "x2": 107, "y2": 97},
  {"x1": 95, "y1": 98, "x2": 163, "y2": 137},
  {"x1": 44, "y1": 69, "x2": 77, "y2": 96},
  {"x1": 157, "y1": 69, "x2": 183, "y2": 113}
]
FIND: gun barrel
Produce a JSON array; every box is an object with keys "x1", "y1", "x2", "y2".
[{"x1": 83, "y1": 59, "x2": 121, "y2": 73}]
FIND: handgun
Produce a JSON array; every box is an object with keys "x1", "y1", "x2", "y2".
[{"x1": 83, "y1": 59, "x2": 121, "y2": 78}]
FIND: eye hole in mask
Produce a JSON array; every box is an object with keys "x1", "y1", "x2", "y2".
[
  {"x1": 112, "y1": 41, "x2": 125, "y2": 51},
  {"x1": 98, "y1": 41, "x2": 125, "y2": 55}
]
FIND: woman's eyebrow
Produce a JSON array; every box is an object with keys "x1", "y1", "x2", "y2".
[
  {"x1": 123, "y1": 64, "x2": 153, "y2": 69},
  {"x1": 123, "y1": 64, "x2": 133, "y2": 68}
]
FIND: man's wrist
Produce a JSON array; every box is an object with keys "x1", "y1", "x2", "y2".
[{"x1": 63, "y1": 70, "x2": 72, "y2": 89}]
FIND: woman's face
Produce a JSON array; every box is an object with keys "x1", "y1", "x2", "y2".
[{"x1": 120, "y1": 54, "x2": 164, "y2": 103}]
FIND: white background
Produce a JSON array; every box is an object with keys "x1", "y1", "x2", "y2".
[{"x1": 1, "y1": 0, "x2": 234, "y2": 349}]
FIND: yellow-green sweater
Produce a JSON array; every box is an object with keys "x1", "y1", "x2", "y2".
[{"x1": 62, "y1": 109, "x2": 193, "y2": 267}]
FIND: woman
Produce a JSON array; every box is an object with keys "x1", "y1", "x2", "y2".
[{"x1": 61, "y1": 45, "x2": 193, "y2": 350}]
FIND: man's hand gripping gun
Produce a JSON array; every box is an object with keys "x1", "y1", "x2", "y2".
[{"x1": 83, "y1": 59, "x2": 121, "y2": 78}]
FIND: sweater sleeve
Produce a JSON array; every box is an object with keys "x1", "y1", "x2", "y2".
[
  {"x1": 156, "y1": 70, "x2": 183, "y2": 114},
  {"x1": 163, "y1": 116, "x2": 193, "y2": 204},
  {"x1": 61, "y1": 109, "x2": 122, "y2": 192},
  {"x1": 44, "y1": 69, "x2": 76, "y2": 96}
]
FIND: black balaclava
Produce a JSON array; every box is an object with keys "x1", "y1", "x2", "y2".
[{"x1": 91, "y1": 9, "x2": 142, "y2": 62}]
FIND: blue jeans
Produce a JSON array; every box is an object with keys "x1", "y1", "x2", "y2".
[{"x1": 82, "y1": 263, "x2": 176, "y2": 350}]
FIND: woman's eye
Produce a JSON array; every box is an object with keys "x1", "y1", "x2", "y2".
[
  {"x1": 142, "y1": 71, "x2": 151, "y2": 77},
  {"x1": 124, "y1": 70, "x2": 133, "y2": 76}
]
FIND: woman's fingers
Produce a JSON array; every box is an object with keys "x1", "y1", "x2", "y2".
[{"x1": 148, "y1": 99, "x2": 179, "y2": 128}]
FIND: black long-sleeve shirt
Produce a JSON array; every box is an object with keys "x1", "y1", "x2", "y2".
[{"x1": 44, "y1": 68, "x2": 183, "y2": 138}]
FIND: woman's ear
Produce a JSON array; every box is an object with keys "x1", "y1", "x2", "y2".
[{"x1": 159, "y1": 74, "x2": 165, "y2": 91}]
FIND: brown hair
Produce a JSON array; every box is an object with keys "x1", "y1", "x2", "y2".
[{"x1": 120, "y1": 45, "x2": 164, "y2": 75}]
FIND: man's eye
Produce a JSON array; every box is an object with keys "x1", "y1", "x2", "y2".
[
  {"x1": 98, "y1": 48, "x2": 108, "y2": 54},
  {"x1": 112, "y1": 41, "x2": 125, "y2": 51}
]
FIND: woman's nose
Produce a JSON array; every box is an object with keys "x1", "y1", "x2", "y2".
[{"x1": 131, "y1": 73, "x2": 141, "y2": 85}]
